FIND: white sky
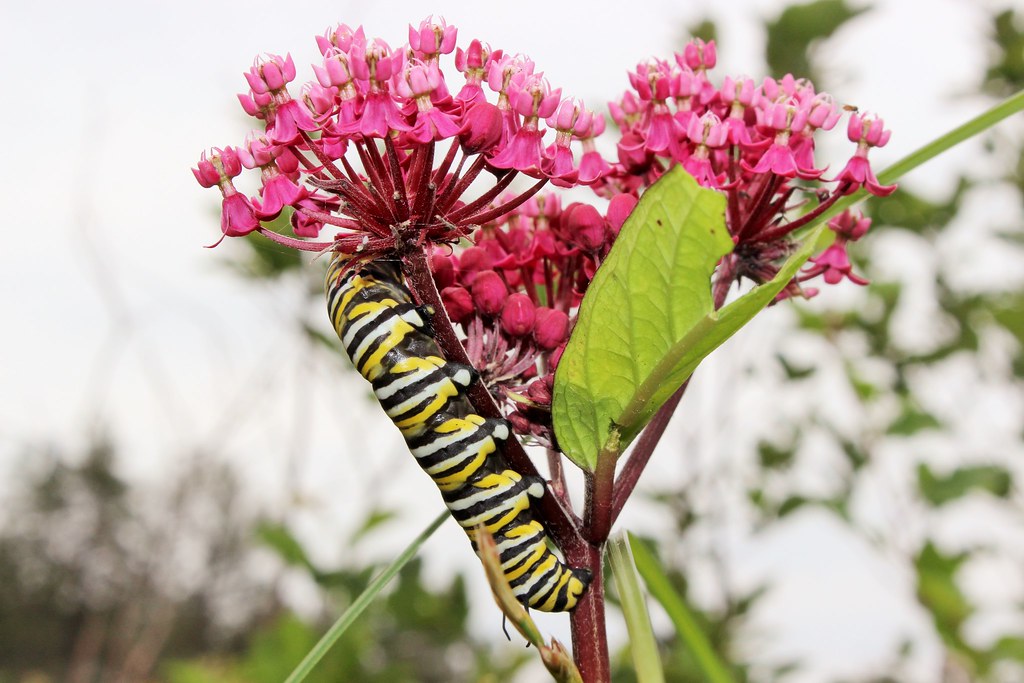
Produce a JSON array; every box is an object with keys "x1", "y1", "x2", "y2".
[{"x1": 2, "y1": 0, "x2": 1020, "y2": 681}]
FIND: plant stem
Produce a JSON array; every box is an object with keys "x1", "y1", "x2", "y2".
[
  {"x1": 565, "y1": 540, "x2": 610, "y2": 683},
  {"x1": 610, "y1": 379, "x2": 690, "y2": 525},
  {"x1": 584, "y1": 439, "x2": 618, "y2": 544}
]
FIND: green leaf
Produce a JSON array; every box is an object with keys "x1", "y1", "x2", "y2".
[
  {"x1": 777, "y1": 495, "x2": 808, "y2": 517},
  {"x1": 887, "y1": 400, "x2": 942, "y2": 436},
  {"x1": 284, "y1": 511, "x2": 447, "y2": 683},
  {"x1": 553, "y1": 168, "x2": 828, "y2": 470},
  {"x1": 985, "y1": 9, "x2": 1024, "y2": 95},
  {"x1": 917, "y1": 464, "x2": 1013, "y2": 506},
  {"x1": 915, "y1": 541, "x2": 972, "y2": 647},
  {"x1": 349, "y1": 508, "x2": 398, "y2": 546},
  {"x1": 257, "y1": 523, "x2": 314, "y2": 571},
  {"x1": 608, "y1": 532, "x2": 666, "y2": 683},
  {"x1": 757, "y1": 439, "x2": 796, "y2": 469},
  {"x1": 776, "y1": 354, "x2": 815, "y2": 380},
  {"x1": 629, "y1": 534, "x2": 736, "y2": 683},
  {"x1": 990, "y1": 635, "x2": 1024, "y2": 663}
]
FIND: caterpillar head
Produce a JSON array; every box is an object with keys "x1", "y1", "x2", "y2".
[{"x1": 566, "y1": 567, "x2": 593, "y2": 608}]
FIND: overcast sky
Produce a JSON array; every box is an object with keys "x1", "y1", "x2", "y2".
[{"x1": 2, "y1": 0, "x2": 1018, "y2": 680}]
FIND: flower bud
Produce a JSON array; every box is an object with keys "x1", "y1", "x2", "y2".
[
  {"x1": 507, "y1": 412, "x2": 532, "y2": 435},
  {"x1": 606, "y1": 194, "x2": 638, "y2": 238},
  {"x1": 533, "y1": 307, "x2": 570, "y2": 350},
  {"x1": 192, "y1": 152, "x2": 221, "y2": 188},
  {"x1": 457, "y1": 246, "x2": 494, "y2": 284},
  {"x1": 500, "y1": 293, "x2": 536, "y2": 337},
  {"x1": 682, "y1": 39, "x2": 716, "y2": 71},
  {"x1": 238, "y1": 90, "x2": 272, "y2": 118},
  {"x1": 564, "y1": 202, "x2": 606, "y2": 252},
  {"x1": 548, "y1": 342, "x2": 567, "y2": 370},
  {"x1": 526, "y1": 376, "x2": 552, "y2": 404},
  {"x1": 430, "y1": 252, "x2": 458, "y2": 289},
  {"x1": 441, "y1": 286, "x2": 474, "y2": 324},
  {"x1": 471, "y1": 270, "x2": 508, "y2": 317},
  {"x1": 459, "y1": 102, "x2": 503, "y2": 154}
]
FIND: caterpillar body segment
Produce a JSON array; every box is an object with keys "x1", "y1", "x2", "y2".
[{"x1": 325, "y1": 254, "x2": 591, "y2": 612}]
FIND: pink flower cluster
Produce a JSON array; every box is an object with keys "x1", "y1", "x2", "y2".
[
  {"x1": 193, "y1": 18, "x2": 603, "y2": 255},
  {"x1": 430, "y1": 192, "x2": 637, "y2": 445},
  {"x1": 194, "y1": 19, "x2": 896, "y2": 441},
  {"x1": 601, "y1": 40, "x2": 894, "y2": 297}
]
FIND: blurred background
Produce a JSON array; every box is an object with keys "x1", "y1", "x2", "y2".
[{"x1": 2, "y1": 0, "x2": 1022, "y2": 681}]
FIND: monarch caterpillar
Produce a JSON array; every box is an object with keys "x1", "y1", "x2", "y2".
[{"x1": 326, "y1": 255, "x2": 591, "y2": 612}]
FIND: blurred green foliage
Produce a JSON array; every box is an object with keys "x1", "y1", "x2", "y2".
[
  {"x1": 764, "y1": 0, "x2": 867, "y2": 82},
  {"x1": 164, "y1": 554, "x2": 527, "y2": 683}
]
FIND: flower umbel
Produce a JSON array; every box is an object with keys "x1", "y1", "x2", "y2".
[
  {"x1": 195, "y1": 20, "x2": 600, "y2": 258},
  {"x1": 195, "y1": 21, "x2": 895, "y2": 439},
  {"x1": 600, "y1": 51, "x2": 894, "y2": 301}
]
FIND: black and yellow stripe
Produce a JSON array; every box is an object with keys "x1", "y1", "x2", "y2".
[{"x1": 326, "y1": 256, "x2": 591, "y2": 612}]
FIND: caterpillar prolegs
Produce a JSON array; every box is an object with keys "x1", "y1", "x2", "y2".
[{"x1": 325, "y1": 255, "x2": 591, "y2": 612}]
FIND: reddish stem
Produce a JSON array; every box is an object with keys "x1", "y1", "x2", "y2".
[
  {"x1": 545, "y1": 448, "x2": 570, "y2": 507},
  {"x1": 462, "y1": 178, "x2": 548, "y2": 226},
  {"x1": 297, "y1": 208, "x2": 372, "y2": 233},
  {"x1": 431, "y1": 138, "x2": 462, "y2": 187},
  {"x1": 298, "y1": 130, "x2": 345, "y2": 180},
  {"x1": 756, "y1": 187, "x2": 846, "y2": 242},
  {"x1": 383, "y1": 136, "x2": 411, "y2": 220},
  {"x1": 410, "y1": 144, "x2": 436, "y2": 219},
  {"x1": 583, "y1": 447, "x2": 617, "y2": 545},
  {"x1": 609, "y1": 379, "x2": 690, "y2": 524},
  {"x1": 565, "y1": 540, "x2": 610, "y2": 683},
  {"x1": 354, "y1": 141, "x2": 398, "y2": 222},
  {"x1": 735, "y1": 174, "x2": 780, "y2": 240},
  {"x1": 254, "y1": 228, "x2": 334, "y2": 252},
  {"x1": 436, "y1": 155, "x2": 488, "y2": 213},
  {"x1": 448, "y1": 171, "x2": 519, "y2": 221}
]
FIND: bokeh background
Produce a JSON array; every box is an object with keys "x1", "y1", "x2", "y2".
[{"x1": 2, "y1": 0, "x2": 1022, "y2": 681}]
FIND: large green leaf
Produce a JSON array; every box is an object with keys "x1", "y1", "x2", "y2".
[
  {"x1": 552, "y1": 167, "x2": 828, "y2": 470},
  {"x1": 552, "y1": 168, "x2": 729, "y2": 469}
]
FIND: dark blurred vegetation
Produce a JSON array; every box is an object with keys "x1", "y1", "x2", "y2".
[{"x1": 1, "y1": 2, "x2": 1022, "y2": 682}]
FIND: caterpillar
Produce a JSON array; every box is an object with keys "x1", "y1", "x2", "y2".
[{"x1": 326, "y1": 255, "x2": 591, "y2": 612}]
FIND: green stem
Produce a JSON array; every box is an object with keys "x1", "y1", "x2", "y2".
[
  {"x1": 284, "y1": 511, "x2": 448, "y2": 683},
  {"x1": 629, "y1": 533, "x2": 735, "y2": 683},
  {"x1": 608, "y1": 532, "x2": 666, "y2": 683}
]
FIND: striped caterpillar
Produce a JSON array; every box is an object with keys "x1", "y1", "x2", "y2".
[{"x1": 325, "y1": 255, "x2": 591, "y2": 612}]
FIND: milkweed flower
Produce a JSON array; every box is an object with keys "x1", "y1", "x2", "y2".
[
  {"x1": 195, "y1": 18, "x2": 601, "y2": 262},
  {"x1": 195, "y1": 22, "x2": 896, "y2": 438},
  {"x1": 600, "y1": 39, "x2": 895, "y2": 301}
]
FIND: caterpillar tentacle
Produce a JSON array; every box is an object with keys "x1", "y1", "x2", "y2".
[{"x1": 325, "y1": 255, "x2": 591, "y2": 612}]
